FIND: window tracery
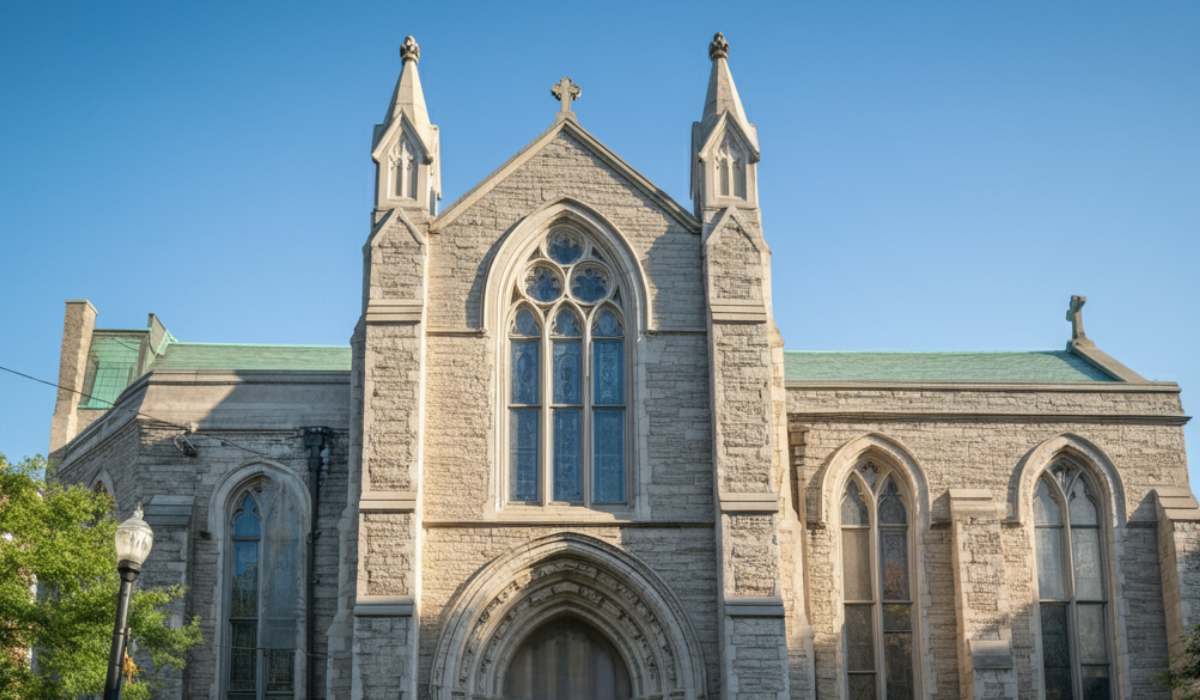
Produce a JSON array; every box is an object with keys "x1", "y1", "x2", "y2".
[
  {"x1": 840, "y1": 461, "x2": 917, "y2": 699},
  {"x1": 1034, "y1": 461, "x2": 1112, "y2": 700},
  {"x1": 506, "y1": 226, "x2": 627, "y2": 507}
]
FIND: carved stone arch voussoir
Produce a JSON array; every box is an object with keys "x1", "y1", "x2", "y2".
[
  {"x1": 1010, "y1": 432, "x2": 1126, "y2": 527},
  {"x1": 429, "y1": 533, "x2": 707, "y2": 700},
  {"x1": 816, "y1": 432, "x2": 931, "y2": 530}
]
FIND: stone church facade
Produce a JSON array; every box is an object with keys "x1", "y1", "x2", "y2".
[{"x1": 48, "y1": 33, "x2": 1199, "y2": 700}]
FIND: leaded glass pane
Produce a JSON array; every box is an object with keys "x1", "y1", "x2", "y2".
[
  {"x1": 593, "y1": 409, "x2": 625, "y2": 504},
  {"x1": 593, "y1": 341, "x2": 624, "y2": 405},
  {"x1": 510, "y1": 341, "x2": 539, "y2": 405},
  {"x1": 1041, "y1": 604, "x2": 1073, "y2": 698},
  {"x1": 594, "y1": 310, "x2": 623, "y2": 337},
  {"x1": 553, "y1": 341, "x2": 582, "y2": 404},
  {"x1": 857, "y1": 462, "x2": 879, "y2": 491},
  {"x1": 1069, "y1": 479, "x2": 1099, "y2": 526},
  {"x1": 525, "y1": 266, "x2": 562, "y2": 302},
  {"x1": 511, "y1": 309, "x2": 540, "y2": 337},
  {"x1": 1071, "y1": 527, "x2": 1104, "y2": 600},
  {"x1": 547, "y1": 231, "x2": 582, "y2": 264},
  {"x1": 553, "y1": 409, "x2": 582, "y2": 502},
  {"x1": 847, "y1": 674, "x2": 876, "y2": 700},
  {"x1": 509, "y1": 410, "x2": 539, "y2": 502},
  {"x1": 845, "y1": 604, "x2": 875, "y2": 672},
  {"x1": 878, "y1": 477, "x2": 907, "y2": 525},
  {"x1": 1035, "y1": 479, "x2": 1063, "y2": 526},
  {"x1": 1081, "y1": 666, "x2": 1111, "y2": 700},
  {"x1": 232, "y1": 541, "x2": 259, "y2": 618},
  {"x1": 1076, "y1": 604, "x2": 1108, "y2": 665},
  {"x1": 229, "y1": 621, "x2": 257, "y2": 691},
  {"x1": 881, "y1": 530, "x2": 910, "y2": 601},
  {"x1": 553, "y1": 308, "x2": 581, "y2": 337},
  {"x1": 841, "y1": 529, "x2": 871, "y2": 601},
  {"x1": 233, "y1": 495, "x2": 260, "y2": 537},
  {"x1": 841, "y1": 481, "x2": 869, "y2": 526},
  {"x1": 883, "y1": 603, "x2": 911, "y2": 632},
  {"x1": 266, "y1": 648, "x2": 295, "y2": 692},
  {"x1": 884, "y1": 627, "x2": 915, "y2": 700},
  {"x1": 1036, "y1": 526, "x2": 1066, "y2": 600},
  {"x1": 571, "y1": 268, "x2": 609, "y2": 303}
]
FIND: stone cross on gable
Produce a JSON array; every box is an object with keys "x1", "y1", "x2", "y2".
[
  {"x1": 551, "y1": 77, "x2": 581, "y2": 114},
  {"x1": 1067, "y1": 294, "x2": 1087, "y2": 340}
]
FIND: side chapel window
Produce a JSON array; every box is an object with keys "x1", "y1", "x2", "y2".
[
  {"x1": 226, "y1": 485, "x2": 303, "y2": 699},
  {"x1": 1034, "y1": 462, "x2": 1112, "y2": 700},
  {"x1": 508, "y1": 226, "x2": 627, "y2": 506},
  {"x1": 841, "y1": 462, "x2": 917, "y2": 700}
]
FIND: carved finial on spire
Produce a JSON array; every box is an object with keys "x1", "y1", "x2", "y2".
[
  {"x1": 709, "y1": 32, "x2": 730, "y2": 61},
  {"x1": 551, "y1": 77, "x2": 581, "y2": 118},
  {"x1": 1067, "y1": 295, "x2": 1087, "y2": 340},
  {"x1": 400, "y1": 35, "x2": 420, "y2": 64}
]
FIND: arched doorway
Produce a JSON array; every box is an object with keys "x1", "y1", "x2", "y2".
[{"x1": 502, "y1": 617, "x2": 632, "y2": 700}]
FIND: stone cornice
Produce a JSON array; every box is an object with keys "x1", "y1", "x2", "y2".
[
  {"x1": 787, "y1": 410, "x2": 1189, "y2": 426},
  {"x1": 785, "y1": 380, "x2": 1181, "y2": 393}
]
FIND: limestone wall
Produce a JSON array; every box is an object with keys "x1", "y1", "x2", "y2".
[{"x1": 787, "y1": 383, "x2": 1187, "y2": 699}]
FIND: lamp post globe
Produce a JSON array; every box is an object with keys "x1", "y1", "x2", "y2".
[{"x1": 104, "y1": 504, "x2": 154, "y2": 700}]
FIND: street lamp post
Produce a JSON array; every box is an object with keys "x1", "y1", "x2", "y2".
[{"x1": 103, "y1": 504, "x2": 154, "y2": 700}]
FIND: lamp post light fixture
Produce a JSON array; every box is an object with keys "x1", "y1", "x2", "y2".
[{"x1": 103, "y1": 504, "x2": 154, "y2": 700}]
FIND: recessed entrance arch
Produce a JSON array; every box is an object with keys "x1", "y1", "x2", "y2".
[
  {"x1": 429, "y1": 533, "x2": 708, "y2": 700},
  {"x1": 503, "y1": 616, "x2": 632, "y2": 700}
]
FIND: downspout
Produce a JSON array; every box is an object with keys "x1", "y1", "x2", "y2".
[{"x1": 302, "y1": 427, "x2": 333, "y2": 700}]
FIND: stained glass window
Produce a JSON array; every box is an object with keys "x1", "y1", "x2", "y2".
[
  {"x1": 226, "y1": 488, "x2": 297, "y2": 699},
  {"x1": 507, "y1": 228, "x2": 628, "y2": 506},
  {"x1": 1034, "y1": 464, "x2": 1111, "y2": 700},
  {"x1": 840, "y1": 466, "x2": 917, "y2": 698}
]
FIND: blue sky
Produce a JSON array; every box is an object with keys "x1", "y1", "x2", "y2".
[{"x1": 1, "y1": 2, "x2": 1197, "y2": 487}]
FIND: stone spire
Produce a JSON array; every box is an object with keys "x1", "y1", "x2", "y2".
[
  {"x1": 699, "y1": 32, "x2": 756, "y2": 149},
  {"x1": 384, "y1": 35, "x2": 431, "y2": 137}
]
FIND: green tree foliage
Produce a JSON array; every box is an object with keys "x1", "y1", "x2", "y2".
[
  {"x1": 1158, "y1": 624, "x2": 1200, "y2": 699},
  {"x1": 0, "y1": 454, "x2": 201, "y2": 700}
]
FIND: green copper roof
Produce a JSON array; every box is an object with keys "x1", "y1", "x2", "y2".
[
  {"x1": 783, "y1": 350, "x2": 1114, "y2": 383},
  {"x1": 148, "y1": 343, "x2": 352, "y2": 372},
  {"x1": 79, "y1": 334, "x2": 144, "y2": 408}
]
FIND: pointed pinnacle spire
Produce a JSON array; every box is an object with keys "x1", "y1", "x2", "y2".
[
  {"x1": 701, "y1": 32, "x2": 751, "y2": 138},
  {"x1": 384, "y1": 35, "x2": 430, "y2": 132}
]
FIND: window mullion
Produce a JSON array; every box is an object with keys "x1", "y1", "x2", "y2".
[
  {"x1": 541, "y1": 321, "x2": 552, "y2": 506},
  {"x1": 583, "y1": 315, "x2": 593, "y2": 507},
  {"x1": 871, "y1": 500, "x2": 884, "y2": 699}
]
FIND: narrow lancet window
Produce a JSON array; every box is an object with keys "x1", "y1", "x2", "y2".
[
  {"x1": 1034, "y1": 463, "x2": 1111, "y2": 700},
  {"x1": 506, "y1": 227, "x2": 628, "y2": 507},
  {"x1": 841, "y1": 464, "x2": 917, "y2": 699}
]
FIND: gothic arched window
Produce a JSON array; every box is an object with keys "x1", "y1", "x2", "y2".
[
  {"x1": 840, "y1": 461, "x2": 917, "y2": 700},
  {"x1": 392, "y1": 137, "x2": 418, "y2": 200},
  {"x1": 225, "y1": 483, "x2": 303, "y2": 699},
  {"x1": 507, "y1": 226, "x2": 627, "y2": 506},
  {"x1": 716, "y1": 134, "x2": 747, "y2": 200},
  {"x1": 1034, "y1": 462, "x2": 1112, "y2": 700}
]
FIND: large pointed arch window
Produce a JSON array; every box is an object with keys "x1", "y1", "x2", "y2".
[
  {"x1": 840, "y1": 461, "x2": 917, "y2": 700},
  {"x1": 225, "y1": 483, "x2": 304, "y2": 699},
  {"x1": 1034, "y1": 461, "x2": 1112, "y2": 700},
  {"x1": 507, "y1": 226, "x2": 627, "y2": 506}
]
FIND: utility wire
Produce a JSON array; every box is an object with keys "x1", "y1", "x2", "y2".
[{"x1": 0, "y1": 364, "x2": 276, "y2": 459}]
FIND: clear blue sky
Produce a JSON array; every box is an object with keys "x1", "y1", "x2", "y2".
[{"x1": 1, "y1": 2, "x2": 1197, "y2": 487}]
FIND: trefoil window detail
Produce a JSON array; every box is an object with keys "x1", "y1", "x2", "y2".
[
  {"x1": 507, "y1": 227, "x2": 627, "y2": 507},
  {"x1": 1034, "y1": 461, "x2": 1112, "y2": 700},
  {"x1": 840, "y1": 461, "x2": 917, "y2": 700}
]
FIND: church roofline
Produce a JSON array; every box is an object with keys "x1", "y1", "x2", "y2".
[{"x1": 430, "y1": 118, "x2": 700, "y2": 234}]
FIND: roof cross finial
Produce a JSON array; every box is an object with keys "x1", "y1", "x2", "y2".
[
  {"x1": 400, "y1": 35, "x2": 420, "y2": 64},
  {"x1": 1067, "y1": 294, "x2": 1087, "y2": 340},
  {"x1": 551, "y1": 77, "x2": 581, "y2": 117},
  {"x1": 709, "y1": 32, "x2": 730, "y2": 61}
]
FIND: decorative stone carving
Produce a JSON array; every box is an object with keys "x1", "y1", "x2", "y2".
[
  {"x1": 551, "y1": 76, "x2": 581, "y2": 113},
  {"x1": 709, "y1": 32, "x2": 729, "y2": 61},
  {"x1": 429, "y1": 533, "x2": 707, "y2": 700},
  {"x1": 399, "y1": 34, "x2": 419, "y2": 64}
]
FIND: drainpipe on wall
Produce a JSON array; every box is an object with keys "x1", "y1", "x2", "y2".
[{"x1": 302, "y1": 427, "x2": 333, "y2": 700}]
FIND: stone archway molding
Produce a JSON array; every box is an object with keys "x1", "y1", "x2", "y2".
[{"x1": 429, "y1": 532, "x2": 708, "y2": 700}]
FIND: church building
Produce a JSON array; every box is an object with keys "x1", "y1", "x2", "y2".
[{"x1": 49, "y1": 33, "x2": 1198, "y2": 700}]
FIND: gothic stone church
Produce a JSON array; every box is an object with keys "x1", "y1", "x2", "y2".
[{"x1": 48, "y1": 33, "x2": 1198, "y2": 700}]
